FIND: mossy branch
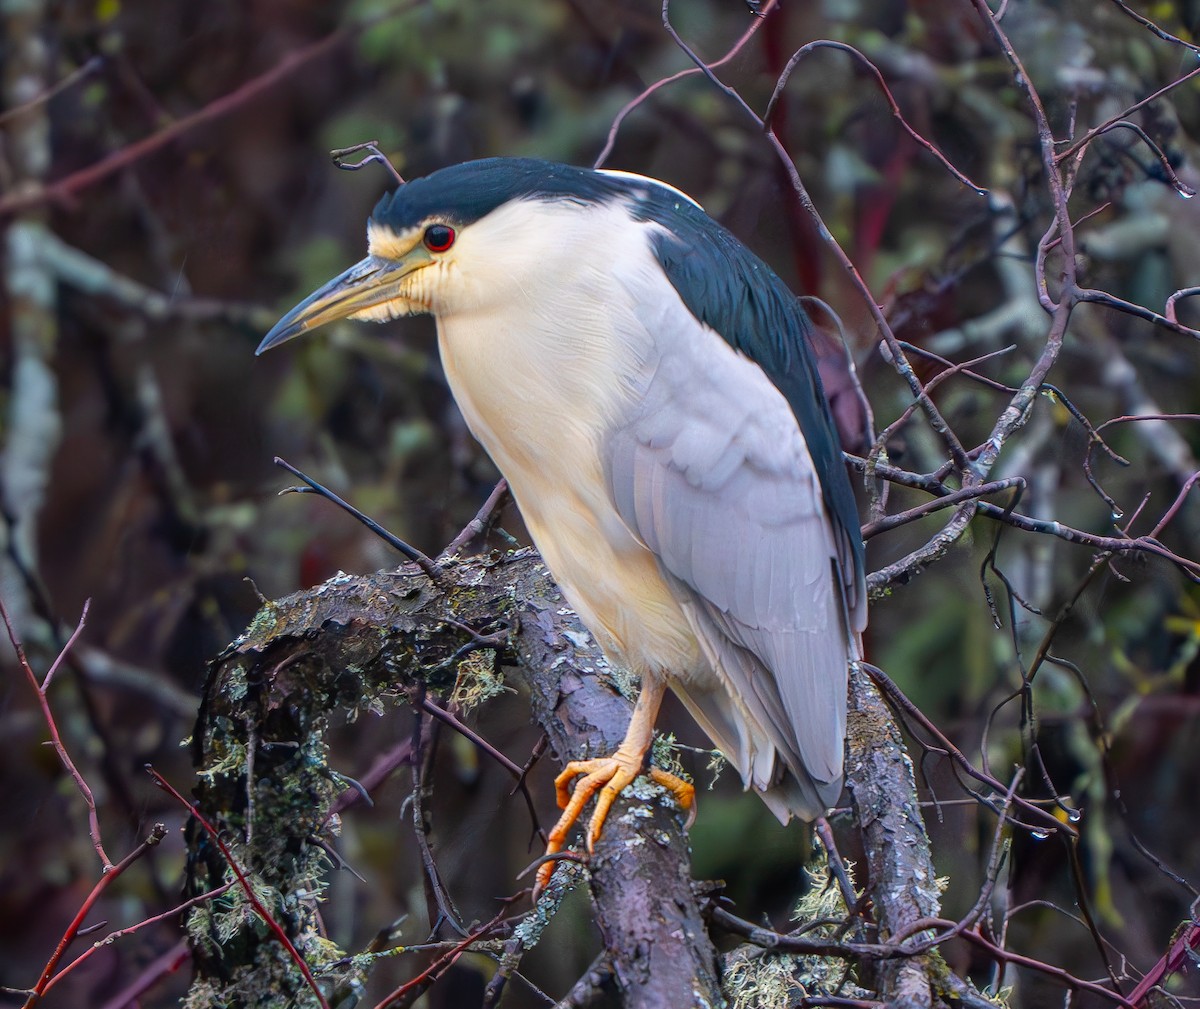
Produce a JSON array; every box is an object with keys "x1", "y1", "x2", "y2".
[{"x1": 184, "y1": 549, "x2": 720, "y2": 1008}]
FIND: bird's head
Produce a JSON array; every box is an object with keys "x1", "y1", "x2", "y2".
[{"x1": 256, "y1": 157, "x2": 703, "y2": 355}]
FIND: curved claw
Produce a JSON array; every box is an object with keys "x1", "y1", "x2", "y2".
[
  {"x1": 532, "y1": 677, "x2": 695, "y2": 899},
  {"x1": 649, "y1": 766, "x2": 696, "y2": 827},
  {"x1": 533, "y1": 753, "x2": 697, "y2": 895}
]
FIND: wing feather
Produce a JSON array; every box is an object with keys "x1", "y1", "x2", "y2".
[{"x1": 605, "y1": 298, "x2": 862, "y2": 819}]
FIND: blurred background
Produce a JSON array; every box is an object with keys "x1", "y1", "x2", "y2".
[{"x1": 3, "y1": 0, "x2": 1200, "y2": 1006}]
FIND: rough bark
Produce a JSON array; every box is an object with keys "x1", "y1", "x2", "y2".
[
  {"x1": 184, "y1": 550, "x2": 721, "y2": 1009},
  {"x1": 845, "y1": 663, "x2": 942, "y2": 1007}
]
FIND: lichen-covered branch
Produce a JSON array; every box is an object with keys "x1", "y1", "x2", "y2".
[
  {"x1": 845, "y1": 664, "x2": 942, "y2": 1007},
  {"x1": 184, "y1": 550, "x2": 720, "y2": 1008}
]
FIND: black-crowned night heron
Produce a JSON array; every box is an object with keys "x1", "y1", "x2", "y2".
[{"x1": 258, "y1": 158, "x2": 866, "y2": 892}]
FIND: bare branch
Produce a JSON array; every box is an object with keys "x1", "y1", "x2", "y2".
[
  {"x1": 764, "y1": 40, "x2": 986, "y2": 195},
  {"x1": 22, "y1": 825, "x2": 167, "y2": 1008},
  {"x1": 2, "y1": 598, "x2": 110, "y2": 867}
]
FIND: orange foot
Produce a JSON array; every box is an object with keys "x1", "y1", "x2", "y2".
[{"x1": 534, "y1": 746, "x2": 696, "y2": 895}]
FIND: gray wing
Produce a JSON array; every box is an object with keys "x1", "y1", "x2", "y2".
[{"x1": 605, "y1": 313, "x2": 863, "y2": 820}]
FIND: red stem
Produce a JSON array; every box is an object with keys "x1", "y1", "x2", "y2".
[
  {"x1": 24, "y1": 825, "x2": 166, "y2": 1007},
  {"x1": 370, "y1": 910, "x2": 509, "y2": 1009},
  {"x1": 1128, "y1": 921, "x2": 1200, "y2": 1006},
  {"x1": 147, "y1": 767, "x2": 331, "y2": 1009},
  {"x1": 0, "y1": 26, "x2": 354, "y2": 218},
  {"x1": 40, "y1": 883, "x2": 232, "y2": 996},
  {"x1": 1, "y1": 597, "x2": 110, "y2": 867}
]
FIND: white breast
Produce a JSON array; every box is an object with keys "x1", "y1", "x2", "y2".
[{"x1": 432, "y1": 199, "x2": 702, "y2": 675}]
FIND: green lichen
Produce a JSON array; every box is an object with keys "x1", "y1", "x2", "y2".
[
  {"x1": 651, "y1": 731, "x2": 727, "y2": 791},
  {"x1": 792, "y1": 856, "x2": 859, "y2": 926},
  {"x1": 600, "y1": 656, "x2": 638, "y2": 700},
  {"x1": 449, "y1": 648, "x2": 511, "y2": 712},
  {"x1": 981, "y1": 985, "x2": 1013, "y2": 1007},
  {"x1": 650, "y1": 731, "x2": 687, "y2": 779},
  {"x1": 723, "y1": 951, "x2": 800, "y2": 1009},
  {"x1": 929, "y1": 951, "x2": 1011, "y2": 1008},
  {"x1": 240, "y1": 604, "x2": 285, "y2": 644},
  {"x1": 514, "y1": 858, "x2": 584, "y2": 944},
  {"x1": 723, "y1": 944, "x2": 871, "y2": 1009},
  {"x1": 721, "y1": 847, "x2": 867, "y2": 1008},
  {"x1": 704, "y1": 748, "x2": 728, "y2": 789},
  {"x1": 184, "y1": 561, "x2": 553, "y2": 1005},
  {"x1": 221, "y1": 660, "x2": 250, "y2": 703},
  {"x1": 197, "y1": 739, "x2": 248, "y2": 782}
]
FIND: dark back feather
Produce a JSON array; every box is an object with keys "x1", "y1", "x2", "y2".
[{"x1": 635, "y1": 192, "x2": 866, "y2": 606}]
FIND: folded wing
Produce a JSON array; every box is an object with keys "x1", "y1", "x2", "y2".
[{"x1": 605, "y1": 303, "x2": 862, "y2": 820}]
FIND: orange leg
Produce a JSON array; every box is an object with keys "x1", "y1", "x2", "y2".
[{"x1": 535, "y1": 677, "x2": 696, "y2": 894}]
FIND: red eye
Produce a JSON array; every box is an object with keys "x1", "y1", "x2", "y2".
[{"x1": 423, "y1": 224, "x2": 456, "y2": 252}]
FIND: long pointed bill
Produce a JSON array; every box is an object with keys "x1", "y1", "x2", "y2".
[{"x1": 256, "y1": 250, "x2": 430, "y2": 355}]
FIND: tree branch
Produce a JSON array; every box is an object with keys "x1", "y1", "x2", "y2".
[{"x1": 185, "y1": 551, "x2": 721, "y2": 1007}]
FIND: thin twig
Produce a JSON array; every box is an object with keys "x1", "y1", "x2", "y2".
[
  {"x1": 2, "y1": 597, "x2": 110, "y2": 867},
  {"x1": 371, "y1": 909, "x2": 511, "y2": 1009},
  {"x1": 330, "y1": 740, "x2": 414, "y2": 817},
  {"x1": 893, "y1": 771, "x2": 1020, "y2": 943},
  {"x1": 421, "y1": 697, "x2": 547, "y2": 844},
  {"x1": 0, "y1": 55, "x2": 102, "y2": 127},
  {"x1": 0, "y1": 20, "x2": 377, "y2": 217},
  {"x1": 592, "y1": 0, "x2": 780, "y2": 168},
  {"x1": 408, "y1": 692, "x2": 467, "y2": 938},
  {"x1": 274, "y1": 456, "x2": 442, "y2": 581},
  {"x1": 96, "y1": 940, "x2": 191, "y2": 1009},
  {"x1": 442, "y1": 479, "x2": 510, "y2": 558},
  {"x1": 40, "y1": 883, "x2": 232, "y2": 996},
  {"x1": 1107, "y1": 0, "x2": 1200, "y2": 53},
  {"x1": 862, "y1": 481, "x2": 1024, "y2": 540},
  {"x1": 862, "y1": 663, "x2": 1072, "y2": 837},
  {"x1": 1085, "y1": 120, "x2": 1194, "y2": 197},
  {"x1": 1127, "y1": 914, "x2": 1200, "y2": 1006},
  {"x1": 764, "y1": 40, "x2": 985, "y2": 195},
  {"x1": 1076, "y1": 287, "x2": 1200, "y2": 340},
  {"x1": 23, "y1": 825, "x2": 168, "y2": 1008},
  {"x1": 1165, "y1": 287, "x2": 1200, "y2": 324},
  {"x1": 331, "y1": 140, "x2": 406, "y2": 185},
  {"x1": 1055, "y1": 63, "x2": 1200, "y2": 165}
]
